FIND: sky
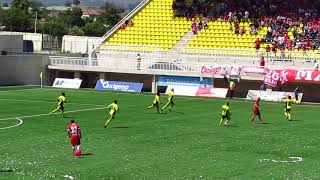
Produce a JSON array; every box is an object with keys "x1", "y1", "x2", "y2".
[{"x1": 0, "y1": 0, "x2": 143, "y2": 9}]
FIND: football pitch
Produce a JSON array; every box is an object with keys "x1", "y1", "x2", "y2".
[{"x1": 0, "y1": 86, "x2": 319, "y2": 179}]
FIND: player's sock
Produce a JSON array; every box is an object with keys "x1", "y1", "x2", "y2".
[
  {"x1": 104, "y1": 119, "x2": 111, "y2": 127},
  {"x1": 284, "y1": 112, "x2": 288, "y2": 119},
  {"x1": 219, "y1": 119, "x2": 224, "y2": 126},
  {"x1": 224, "y1": 120, "x2": 228, "y2": 126},
  {"x1": 288, "y1": 113, "x2": 291, "y2": 121},
  {"x1": 250, "y1": 118, "x2": 254, "y2": 124},
  {"x1": 77, "y1": 145, "x2": 80, "y2": 150}
]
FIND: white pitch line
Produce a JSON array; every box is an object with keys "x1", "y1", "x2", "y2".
[
  {"x1": 0, "y1": 107, "x2": 106, "y2": 121},
  {"x1": 0, "y1": 98, "x2": 105, "y2": 107},
  {"x1": 0, "y1": 118, "x2": 23, "y2": 130}
]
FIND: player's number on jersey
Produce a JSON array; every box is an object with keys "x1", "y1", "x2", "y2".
[{"x1": 70, "y1": 126, "x2": 78, "y2": 134}]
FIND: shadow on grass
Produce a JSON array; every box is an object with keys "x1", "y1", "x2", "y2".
[
  {"x1": 112, "y1": 126, "x2": 130, "y2": 129},
  {"x1": 0, "y1": 169, "x2": 14, "y2": 173},
  {"x1": 77, "y1": 153, "x2": 94, "y2": 158}
]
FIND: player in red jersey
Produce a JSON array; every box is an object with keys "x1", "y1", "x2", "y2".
[
  {"x1": 67, "y1": 120, "x2": 81, "y2": 152},
  {"x1": 250, "y1": 97, "x2": 264, "y2": 124}
]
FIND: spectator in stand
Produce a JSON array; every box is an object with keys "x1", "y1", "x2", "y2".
[
  {"x1": 249, "y1": 25, "x2": 257, "y2": 35},
  {"x1": 280, "y1": 47, "x2": 285, "y2": 59},
  {"x1": 314, "y1": 60, "x2": 319, "y2": 71},
  {"x1": 240, "y1": 26, "x2": 246, "y2": 35},
  {"x1": 137, "y1": 54, "x2": 142, "y2": 70},
  {"x1": 272, "y1": 42, "x2": 277, "y2": 57},
  {"x1": 260, "y1": 56, "x2": 265, "y2": 67},
  {"x1": 197, "y1": 21, "x2": 203, "y2": 31},
  {"x1": 234, "y1": 22, "x2": 240, "y2": 34},
  {"x1": 229, "y1": 21, "x2": 233, "y2": 31},
  {"x1": 254, "y1": 38, "x2": 261, "y2": 51},
  {"x1": 120, "y1": 23, "x2": 126, "y2": 30},
  {"x1": 191, "y1": 20, "x2": 197, "y2": 34},
  {"x1": 244, "y1": 11, "x2": 249, "y2": 22},
  {"x1": 127, "y1": 20, "x2": 134, "y2": 27},
  {"x1": 265, "y1": 44, "x2": 271, "y2": 59},
  {"x1": 203, "y1": 21, "x2": 208, "y2": 30}
]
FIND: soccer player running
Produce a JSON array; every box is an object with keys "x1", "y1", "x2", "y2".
[
  {"x1": 50, "y1": 92, "x2": 66, "y2": 117},
  {"x1": 146, "y1": 92, "x2": 161, "y2": 113},
  {"x1": 67, "y1": 119, "x2": 81, "y2": 153},
  {"x1": 283, "y1": 96, "x2": 296, "y2": 121},
  {"x1": 250, "y1": 97, "x2": 264, "y2": 124},
  {"x1": 219, "y1": 102, "x2": 231, "y2": 126},
  {"x1": 104, "y1": 100, "x2": 119, "y2": 128},
  {"x1": 162, "y1": 88, "x2": 174, "y2": 112}
]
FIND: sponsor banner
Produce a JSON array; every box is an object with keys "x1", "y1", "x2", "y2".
[
  {"x1": 166, "y1": 85, "x2": 228, "y2": 98},
  {"x1": 95, "y1": 80, "x2": 143, "y2": 92},
  {"x1": 157, "y1": 75, "x2": 212, "y2": 87},
  {"x1": 52, "y1": 78, "x2": 82, "y2": 89},
  {"x1": 202, "y1": 65, "x2": 267, "y2": 77},
  {"x1": 246, "y1": 90, "x2": 303, "y2": 103},
  {"x1": 165, "y1": 85, "x2": 199, "y2": 96},
  {"x1": 264, "y1": 69, "x2": 320, "y2": 87},
  {"x1": 241, "y1": 66, "x2": 268, "y2": 76},
  {"x1": 196, "y1": 87, "x2": 228, "y2": 98}
]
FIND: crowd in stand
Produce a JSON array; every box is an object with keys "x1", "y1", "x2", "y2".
[{"x1": 173, "y1": 0, "x2": 320, "y2": 51}]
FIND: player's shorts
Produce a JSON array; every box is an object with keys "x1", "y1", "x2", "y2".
[
  {"x1": 253, "y1": 110, "x2": 260, "y2": 116},
  {"x1": 285, "y1": 108, "x2": 291, "y2": 112},
  {"x1": 56, "y1": 105, "x2": 64, "y2": 111},
  {"x1": 70, "y1": 134, "x2": 80, "y2": 146},
  {"x1": 109, "y1": 110, "x2": 116, "y2": 117},
  {"x1": 222, "y1": 115, "x2": 230, "y2": 120}
]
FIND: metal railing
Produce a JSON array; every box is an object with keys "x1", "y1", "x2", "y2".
[{"x1": 49, "y1": 56, "x2": 310, "y2": 76}]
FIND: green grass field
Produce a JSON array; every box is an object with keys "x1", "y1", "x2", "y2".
[{"x1": 0, "y1": 86, "x2": 320, "y2": 179}]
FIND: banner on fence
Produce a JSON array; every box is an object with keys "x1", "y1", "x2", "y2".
[
  {"x1": 157, "y1": 75, "x2": 213, "y2": 87},
  {"x1": 246, "y1": 90, "x2": 303, "y2": 103},
  {"x1": 201, "y1": 65, "x2": 267, "y2": 77},
  {"x1": 52, "y1": 78, "x2": 82, "y2": 89},
  {"x1": 95, "y1": 80, "x2": 143, "y2": 92},
  {"x1": 166, "y1": 85, "x2": 228, "y2": 98}
]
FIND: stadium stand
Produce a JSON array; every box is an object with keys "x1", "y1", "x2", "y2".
[
  {"x1": 104, "y1": 0, "x2": 191, "y2": 51},
  {"x1": 95, "y1": 0, "x2": 320, "y2": 67}
]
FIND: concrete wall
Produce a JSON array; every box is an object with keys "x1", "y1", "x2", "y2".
[
  {"x1": 0, "y1": 31, "x2": 43, "y2": 52},
  {"x1": 62, "y1": 35, "x2": 100, "y2": 54},
  {"x1": 0, "y1": 55, "x2": 50, "y2": 85},
  {"x1": 49, "y1": 69, "x2": 320, "y2": 102},
  {"x1": 0, "y1": 35, "x2": 23, "y2": 53},
  {"x1": 214, "y1": 78, "x2": 320, "y2": 102}
]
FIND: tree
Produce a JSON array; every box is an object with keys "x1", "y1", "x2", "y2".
[
  {"x1": 72, "y1": 0, "x2": 80, "y2": 7},
  {"x1": 11, "y1": 0, "x2": 30, "y2": 12},
  {"x1": 83, "y1": 21, "x2": 106, "y2": 37},
  {"x1": 0, "y1": 8, "x2": 32, "y2": 31},
  {"x1": 97, "y1": 2, "x2": 124, "y2": 28},
  {"x1": 64, "y1": 8, "x2": 85, "y2": 27},
  {"x1": 65, "y1": 1, "x2": 71, "y2": 7},
  {"x1": 69, "y1": 26, "x2": 84, "y2": 36}
]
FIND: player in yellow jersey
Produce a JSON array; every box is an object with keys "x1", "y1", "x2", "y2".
[
  {"x1": 283, "y1": 96, "x2": 296, "y2": 121},
  {"x1": 219, "y1": 102, "x2": 231, "y2": 126},
  {"x1": 146, "y1": 92, "x2": 161, "y2": 113},
  {"x1": 50, "y1": 92, "x2": 66, "y2": 117},
  {"x1": 104, "y1": 100, "x2": 119, "y2": 128},
  {"x1": 162, "y1": 88, "x2": 174, "y2": 112}
]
